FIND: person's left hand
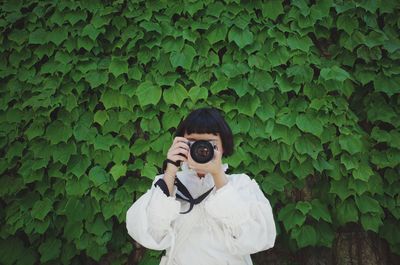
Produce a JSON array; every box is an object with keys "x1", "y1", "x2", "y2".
[{"x1": 187, "y1": 148, "x2": 224, "y2": 178}]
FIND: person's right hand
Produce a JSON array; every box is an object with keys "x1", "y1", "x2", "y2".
[{"x1": 165, "y1": 137, "x2": 189, "y2": 175}]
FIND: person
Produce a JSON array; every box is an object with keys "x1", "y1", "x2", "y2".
[{"x1": 126, "y1": 107, "x2": 276, "y2": 265}]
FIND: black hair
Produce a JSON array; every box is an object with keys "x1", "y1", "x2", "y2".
[{"x1": 175, "y1": 107, "x2": 234, "y2": 157}]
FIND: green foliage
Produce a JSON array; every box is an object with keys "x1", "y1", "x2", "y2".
[{"x1": 0, "y1": 0, "x2": 400, "y2": 264}]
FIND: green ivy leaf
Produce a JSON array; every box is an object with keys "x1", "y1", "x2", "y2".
[
  {"x1": 261, "y1": 173, "x2": 288, "y2": 194},
  {"x1": 31, "y1": 198, "x2": 53, "y2": 220},
  {"x1": 294, "y1": 134, "x2": 323, "y2": 160},
  {"x1": 94, "y1": 110, "x2": 108, "y2": 126},
  {"x1": 221, "y1": 63, "x2": 245, "y2": 78},
  {"x1": 295, "y1": 113, "x2": 323, "y2": 137},
  {"x1": 47, "y1": 28, "x2": 68, "y2": 45},
  {"x1": 337, "y1": 14, "x2": 359, "y2": 35},
  {"x1": 46, "y1": 120, "x2": 73, "y2": 144},
  {"x1": 188, "y1": 86, "x2": 208, "y2": 102},
  {"x1": 261, "y1": 1, "x2": 284, "y2": 20},
  {"x1": 64, "y1": 220, "x2": 83, "y2": 242},
  {"x1": 268, "y1": 46, "x2": 290, "y2": 67},
  {"x1": 249, "y1": 70, "x2": 274, "y2": 92},
  {"x1": 320, "y1": 66, "x2": 350, "y2": 82},
  {"x1": 287, "y1": 34, "x2": 313, "y2": 52},
  {"x1": 63, "y1": 198, "x2": 88, "y2": 225},
  {"x1": 86, "y1": 70, "x2": 108, "y2": 88},
  {"x1": 237, "y1": 94, "x2": 260, "y2": 117},
  {"x1": 67, "y1": 154, "x2": 91, "y2": 178},
  {"x1": 310, "y1": 199, "x2": 332, "y2": 223},
  {"x1": 52, "y1": 142, "x2": 76, "y2": 165},
  {"x1": 229, "y1": 76, "x2": 250, "y2": 97},
  {"x1": 110, "y1": 164, "x2": 127, "y2": 181},
  {"x1": 206, "y1": 23, "x2": 228, "y2": 44},
  {"x1": 25, "y1": 121, "x2": 45, "y2": 140},
  {"x1": 255, "y1": 102, "x2": 275, "y2": 121},
  {"x1": 86, "y1": 215, "x2": 110, "y2": 236},
  {"x1": 278, "y1": 203, "x2": 306, "y2": 231},
  {"x1": 315, "y1": 222, "x2": 335, "y2": 247},
  {"x1": 141, "y1": 118, "x2": 161, "y2": 134},
  {"x1": 8, "y1": 29, "x2": 28, "y2": 45},
  {"x1": 86, "y1": 240, "x2": 108, "y2": 261},
  {"x1": 94, "y1": 133, "x2": 115, "y2": 151},
  {"x1": 131, "y1": 138, "x2": 151, "y2": 156},
  {"x1": 228, "y1": 26, "x2": 254, "y2": 48},
  {"x1": 352, "y1": 163, "x2": 373, "y2": 181},
  {"x1": 101, "y1": 89, "x2": 129, "y2": 109},
  {"x1": 82, "y1": 24, "x2": 102, "y2": 41},
  {"x1": 292, "y1": 157, "x2": 314, "y2": 179},
  {"x1": 162, "y1": 110, "x2": 182, "y2": 130},
  {"x1": 291, "y1": 225, "x2": 317, "y2": 248},
  {"x1": 210, "y1": 78, "x2": 229, "y2": 94},
  {"x1": 330, "y1": 178, "x2": 353, "y2": 201},
  {"x1": 29, "y1": 28, "x2": 47, "y2": 44},
  {"x1": 336, "y1": 198, "x2": 359, "y2": 225},
  {"x1": 339, "y1": 134, "x2": 363, "y2": 155},
  {"x1": 276, "y1": 75, "x2": 301, "y2": 93},
  {"x1": 66, "y1": 176, "x2": 90, "y2": 196},
  {"x1": 89, "y1": 165, "x2": 110, "y2": 186},
  {"x1": 39, "y1": 238, "x2": 61, "y2": 263},
  {"x1": 361, "y1": 213, "x2": 383, "y2": 232},
  {"x1": 136, "y1": 81, "x2": 162, "y2": 106},
  {"x1": 109, "y1": 58, "x2": 128, "y2": 77},
  {"x1": 77, "y1": 36, "x2": 95, "y2": 51},
  {"x1": 355, "y1": 194, "x2": 382, "y2": 214},
  {"x1": 296, "y1": 201, "x2": 312, "y2": 215},
  {"x1": 170, "y1": 45, "x2": 196, "y2": 69},
  {"x1": 141, "y1": 163, "x2": 158, "y2": 180},
  {"x1": 373, "y1": 74, "x2": 400, "y2": 97},
  {"x1": 163, "y1": 83, "x2": 188, "y2": 107},
  {"x1": 225, "y1": 146, "x2": 251, "y2": 167}
]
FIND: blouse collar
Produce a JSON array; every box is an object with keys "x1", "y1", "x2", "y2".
[
  {"x1": 180, "y1": 161, "x2": 229, "y2": 174},
  {"x1": 177, "y1": 162, "x2": 229, "y2": 198}
]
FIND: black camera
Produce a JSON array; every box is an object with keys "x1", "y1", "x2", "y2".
[{"x1": 187, "y1": 140, "x2": 217, "y2": 164}]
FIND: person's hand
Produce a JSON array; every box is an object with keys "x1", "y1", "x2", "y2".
[
  {"x1": 165, "y1": 136, "x2": 189, "y2": 175},
  {"x1": 187, "y1": 147, "x2": 224, "y2": 178}
]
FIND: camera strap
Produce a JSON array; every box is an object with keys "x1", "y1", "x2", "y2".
[
  {"x1": 174, "y1": 177, "x2": 214, "y2": 214},
  {"x1": 162, "y1": 158, "x2": 181, "y2": 172}
]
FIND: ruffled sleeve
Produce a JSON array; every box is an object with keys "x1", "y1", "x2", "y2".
[
  {"x1": 204, "y1": 173, "x2": 276, "y2": 255},
  {"x1": 126, "y1": 174, "x2": 180, "y2": 250}
]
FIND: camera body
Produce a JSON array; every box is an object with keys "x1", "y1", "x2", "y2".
[{"x1": 187, "y1": 140, "x2": 217, "y2": 164}]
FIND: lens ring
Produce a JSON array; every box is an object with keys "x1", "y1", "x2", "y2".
[{"x1": 190, "y1": 140, "x2": 214, "y2": 163}]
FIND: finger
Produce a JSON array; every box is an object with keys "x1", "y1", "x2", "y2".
[
  {"x1": 168, "y1": 142, "x2": 189, "y2": 155},
  {"x1": 173, "y1": 137, "x2": 188, "y2": 144},
  {"x1": 171, "y1": 147, "x2": 189, "y2": 157},
  {"x1": 170, "y1": 154, "x2": 187, "y2": 162},
  {"x1": 214, "y1": 149, "x2": 222, "y2": 160},
  {"x1": 174, "y1": 141, "x2": 190, "y2": 151}
]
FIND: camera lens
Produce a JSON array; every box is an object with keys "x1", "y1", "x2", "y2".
[{"x1": 190, "y1": 140, "x2": 214, "y2": 164}]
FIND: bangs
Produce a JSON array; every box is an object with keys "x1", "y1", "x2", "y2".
[
  {"x1": 179, "y1": 110, "x2": 221, "y2": 135},
  {"x1": 175, "y1": 107, "x2": 234, "y2": 157}
]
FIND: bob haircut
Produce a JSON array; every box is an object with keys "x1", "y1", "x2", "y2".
[{"x1": 175, "y1": 107, "x2": 234, "y2": 157}]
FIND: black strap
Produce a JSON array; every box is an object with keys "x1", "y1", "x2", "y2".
[
  {"x1": 175, "y1": 178, "x2": 214, "y2": 214},
  {"x1": 154, "y1": 177, "x2": 214, "y2": 214},
  {"x1": 154, "y1": 178, "x2": 170, "y2": 197},
  {"x1": 162, "y1": 159, "x2": 181, "y2": 172}
]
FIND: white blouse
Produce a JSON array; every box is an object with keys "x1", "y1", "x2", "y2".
[{"x1": 126, "y1": 162, "x2": 276, "y2": 265}]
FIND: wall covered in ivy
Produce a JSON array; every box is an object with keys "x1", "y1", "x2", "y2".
[{"x1": 0, "y1": 0, "x2": 399, "y2": 264}]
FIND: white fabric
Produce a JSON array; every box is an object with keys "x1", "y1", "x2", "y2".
[{"x1": 126, "y1": 162, "x2": 276, "y2": 265}]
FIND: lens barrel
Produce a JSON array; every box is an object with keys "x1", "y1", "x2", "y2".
[{"x1": 189, "y1": 140, "x2": 215, "y2": 164}]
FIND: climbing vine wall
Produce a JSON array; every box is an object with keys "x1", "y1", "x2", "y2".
[{"x1": 0, "y1": 0, "x2": 399, "y2": 264}]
